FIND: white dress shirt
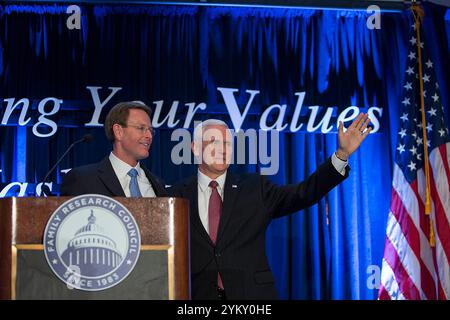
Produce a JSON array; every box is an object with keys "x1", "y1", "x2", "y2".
[
  {"x1": 196, "y1": 153, "x2": 346, "y2": 232},
  {"x1": 109, "y1": 152, "x2": 156, "y2": 197},
  {"x1": 331, "y1": 152, "x2": 348, "y2": 176},
  {"x1": 197, "y1": 170, "x2": 226, "y2": 234}
]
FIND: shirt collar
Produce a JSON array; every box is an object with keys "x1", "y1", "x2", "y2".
[
  {"x1": 109, "y1": 152, "x2": 141, "y2": 179},
  {"x1": 197, "y1": 169, "x2": 227, "y2": 193}
]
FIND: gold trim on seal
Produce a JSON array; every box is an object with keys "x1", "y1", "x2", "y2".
[
  {"x1": 11, "y1": 246, "x2": 17, "y2": 300},
  {"x1": 168, "y1": 246, "x2": 175, "y2": 300},
  {"x1": 15, "y1": 245, "x2": 44, "y2": 250},
  {"x1": 140, "y1": 245, "x2": 171, "y2": 250}
]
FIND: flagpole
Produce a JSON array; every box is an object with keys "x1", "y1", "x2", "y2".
[{"x1": 411, "y1": 2, "x2": 435, "y2": 247}]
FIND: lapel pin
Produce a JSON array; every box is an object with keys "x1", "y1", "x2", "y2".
[{"x1": 232, "y1": 185, "x2": 238, "y2": 188}]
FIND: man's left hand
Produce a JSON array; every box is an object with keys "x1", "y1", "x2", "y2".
[{"x1": 336, "y1": 113, "x2": 372, "y2": 161}]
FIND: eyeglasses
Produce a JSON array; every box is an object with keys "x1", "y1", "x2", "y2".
[{"x1": 124, "y1": 124, "x2": 155, "y2": 136}]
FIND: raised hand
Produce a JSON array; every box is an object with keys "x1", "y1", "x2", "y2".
[{"x1": 336, "y1": 113, "x2": 372, "y2": 161}]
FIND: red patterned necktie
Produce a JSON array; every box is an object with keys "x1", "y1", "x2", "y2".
[
  {"x1": 208, "y1": 180, "x2": 224, "y2": 289},
  {"x1": 208, "y1": 180, "x2": 222, "y2": 243}
]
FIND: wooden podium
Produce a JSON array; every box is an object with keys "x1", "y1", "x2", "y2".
[{"x1": 0, "y1": 197, "x2": 190, "y2": 300}]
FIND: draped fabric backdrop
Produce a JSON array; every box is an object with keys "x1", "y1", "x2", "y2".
[{"x1": 0, "y1": 2, "x2": 449, "y2": 299}]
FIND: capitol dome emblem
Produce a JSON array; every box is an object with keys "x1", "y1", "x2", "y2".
[{"x1": 44, "y1": 194, "x2": 141, "y2": 291}]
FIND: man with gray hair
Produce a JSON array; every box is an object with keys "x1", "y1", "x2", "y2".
[
  {"x1": 61, "y1": 101, "x2": 167, "y2": 197},
  {"x1": 170, "y1": 113, "x2": 372, "y2": 300}
]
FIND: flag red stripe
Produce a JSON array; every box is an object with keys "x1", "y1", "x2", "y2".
[
  {"x1": 409, "y1": 179, "x2": 430, "y2": 243},
  {"x1": 383, "y1": 236, "x2": 422, "y2": 299},
  {"x1": 432, "y1": 249, "x2": 447, "y2": 300},
  {"x1": 390, "y1": 189, "x2": 421, "y2": 256},
  {"x1": 378, "y1": 285, "x2": 391, "y2": 300},
  {"x1": 433, "y1": 144, "x2": 450, "y2": 300},
  {"x1": 438, "y1": 144, "x2": 450, "y2": 183},
  {"x1": 437, "y1": 278, "x2": 446, "y2": 300},
  {"x1": 390, "y1": 188, "x2": 436, "y2": 299},
  {"x1": 428, "y1": 160, "x2": 450, "y2": 264}
]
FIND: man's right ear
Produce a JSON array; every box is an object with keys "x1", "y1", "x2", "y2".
[
  {"x1": 112, "y1": 123, "x2": 123, "y2": 141},
  {"x1": 192, "y1": 141, "x2": 200, "y2": 157}
]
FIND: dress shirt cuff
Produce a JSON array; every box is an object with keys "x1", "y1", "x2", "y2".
[{"x1": 332, "y1": 152, "x2": 348, "y2": 176}]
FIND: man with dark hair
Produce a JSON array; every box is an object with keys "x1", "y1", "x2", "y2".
[{"x1": 61, "y1": 101, "x2": 167, "y2": 197}]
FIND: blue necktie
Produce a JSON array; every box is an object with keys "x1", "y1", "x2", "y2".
[{"x1": 127, "y1": 168, "x2": 142, "y2": 197}]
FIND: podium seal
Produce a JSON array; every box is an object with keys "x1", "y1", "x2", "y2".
[{"x1": 43, "y1": 194, "x2": 141, "y2": 291}]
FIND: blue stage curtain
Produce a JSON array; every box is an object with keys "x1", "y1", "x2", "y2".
[{"x1": 0, "y1": 3, "x2": 448, "y2": 299}]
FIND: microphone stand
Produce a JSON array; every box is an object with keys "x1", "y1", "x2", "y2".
[{"x1": 41, "y1": 135, "x2": 92, "y2": 196}]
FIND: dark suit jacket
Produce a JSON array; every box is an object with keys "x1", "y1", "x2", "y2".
[
  {"x1": 169, "y1": 157, "x2": 349, "y2": 300},
  {"x1": 60, "y1": 157, "x2": 168, "y2": 197}
]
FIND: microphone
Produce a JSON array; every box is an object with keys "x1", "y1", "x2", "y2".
[{"x1": 41, "y1": 134, "x2": 94, "y2": 196}]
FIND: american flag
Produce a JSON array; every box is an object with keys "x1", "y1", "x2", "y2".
[{"x1": 378, "y1": 24, "x2": 450, "y2": 300}]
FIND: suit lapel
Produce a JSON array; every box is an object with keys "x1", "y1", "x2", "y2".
[
  {"x1": 97, "y1": 158, "x2": 126, "y2": 197},
  {"x1": 186, "y1": 176, "x2": 214, "y2": 246},
  {"x1": 141, "y1": 165, "x2": 166, "y2": 196},
  {"x1": 216, "y1": 173, "x2": 239, "y2": 245}
]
